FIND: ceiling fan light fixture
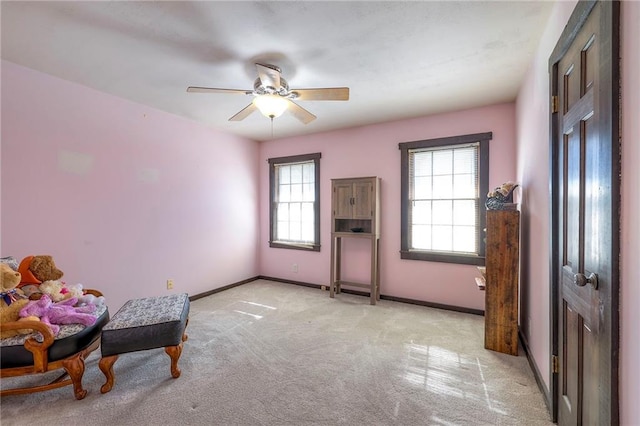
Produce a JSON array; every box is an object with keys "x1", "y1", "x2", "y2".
[{"x1": 253, "y1": 94, "x2": 288, "y2": 119}]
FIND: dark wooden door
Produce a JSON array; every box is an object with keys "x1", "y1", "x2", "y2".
[{"x1": 550, "y1": 1, "x2": 620, "y2": 425}]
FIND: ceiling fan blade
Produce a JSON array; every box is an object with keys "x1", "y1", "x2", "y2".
[
  {"x1": 291, "y1": 87, "x2": 350, "y2": 101},
  {"x1": 256, "y1": 63, "x2": 281, "y2": 90},
  {"x1": 287, "y1": 100, "x2": 316, "y2": 124},
  {"x1": 229, "y1": 103, "x2": 257, "y2": 121},
  {"x1": 187, "y1": 86, "x2": 252, "y2": 95}
]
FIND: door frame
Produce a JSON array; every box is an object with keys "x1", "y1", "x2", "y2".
[{"x1": 548, "y1": 0, "x2": 620, "y2": 423}]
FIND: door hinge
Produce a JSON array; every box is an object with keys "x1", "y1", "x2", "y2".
[
  {"x1": 551, "y1": 95, "x2": 559, "y2": 114},
  {"x1": 552, "y1": 355, "x2": 559, "y2": 373}
]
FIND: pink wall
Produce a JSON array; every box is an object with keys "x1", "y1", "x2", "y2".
[
  {"x1": 620, "y1": 1, "x2": 640, "y2": 422},
  {"x1": 259, "y1": 103, "x2": 516, "y2": 311},
  {"x1": 1, "y1": 61, "x2": 260, "y2": 312},
  {"x1": 515, "y1": 0, "x2": 577, "y2": 395},
  {"x1": 516, "y1": 0, "x2": 640, "y2": 422}
]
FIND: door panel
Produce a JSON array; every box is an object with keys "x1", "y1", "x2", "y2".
[
  {"x1": 562, "y1": 302, "x2": 580, "y2": 426},
  {"x1": 333, "y1": 182, "x2": 353, "y2": 219},
  {"x1": 353, "y1": 181, "x2": 373, "y2": 219}
]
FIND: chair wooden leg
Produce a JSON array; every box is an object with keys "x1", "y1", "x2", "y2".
[
  {"x1": 164, "y1": 342, "x2": 183, "y2": 378},
  {"x1": 62, "y1": 352, "x2": 87, "y2": 400},
  {"x1": 99, "y1": 355, "x2": 119, "y2": 393}
]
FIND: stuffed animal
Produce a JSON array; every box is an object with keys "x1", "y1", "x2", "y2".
[
  {"x1": 65, "y1": 283, "x2": 85, "y2": 300},
  {"x1": 38, "y1": 280, "x2": 84, "y2": 302},
  {"x1": 0, "y1": 263, "x2": 31, "y2": 338},
  {"x1": 37, "y1": 280, "x2": 66, "y2": 302},
  {"x1": 19, "y1": 295, "x2": 97, "y2": 336},
  {"x1": 18, "y1": 255, "x2": 64, "y2": 288},
  {"x1": 77, "y1": 291, "x2": 106, "y2": 308},
  {"x1": 0, "y1": 256, "x2": 19, "y2": 271},
  {"x1": 77, "y1": 294, "x2": 105, "y2": 307}
]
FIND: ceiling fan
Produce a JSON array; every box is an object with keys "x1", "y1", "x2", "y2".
[{"x1": 187, "y1": 63, "x2": 349, "y2": 124}]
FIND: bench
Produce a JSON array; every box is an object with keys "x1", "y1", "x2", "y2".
[
  {"x1": 0, "y1": 292, "x2": 109, "y2": 400},
  {"x1": 98, "y1": 293, "x2": 189, "y2": 393}
]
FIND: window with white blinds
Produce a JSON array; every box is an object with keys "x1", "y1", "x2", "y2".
[
  {"x1": 410, "y1": 144, "x2": 478, "y2": 253},
  {"x1": 399, "y1": 133, "x2": 490, "y2": 265},
  {"x1": 268, "y1": 153, "x2": 321, "y2": 251}
]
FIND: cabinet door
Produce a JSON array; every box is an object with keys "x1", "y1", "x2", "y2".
[
  {"x1": 333, "y1": 182, "x2": 354, "y2": 219},
  {"x1": 353, "y1": 180, "x2": 374, "y2": 219}
]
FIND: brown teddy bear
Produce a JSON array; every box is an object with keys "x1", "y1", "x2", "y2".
[
  {"x1": 17, "y1": 255, "x2": 64, "y2": 292},
  {"x1": 0, "y1": 263, "x2": 32, "y2": 338}
]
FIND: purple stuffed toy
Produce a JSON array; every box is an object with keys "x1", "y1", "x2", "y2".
[{"x1": 19, "y1": 294, "x2": 97, "y2": 336}]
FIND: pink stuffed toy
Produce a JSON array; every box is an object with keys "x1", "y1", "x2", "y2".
[{"x1": 19, "y1": 294, "x2": 97, "y2": 336}]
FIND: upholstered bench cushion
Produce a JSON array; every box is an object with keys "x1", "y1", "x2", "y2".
[
  {"x1": 101, "y1": 293, "x2": 189, "y2": 357},
  {"x1": 0, "y1": 305, "x2": 110, "y2": 369}
]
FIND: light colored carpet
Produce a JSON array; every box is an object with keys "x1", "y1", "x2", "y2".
[{"x1": 1, "y1": 279, "x2": 551, "y2": 425}]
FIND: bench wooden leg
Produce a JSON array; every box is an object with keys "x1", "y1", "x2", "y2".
[
  {"x1": 164, "y1": 342, "x2": 183, "y2": 378},
  {"x1": 182, "y1": 319, "x2": 189, "y2": 342},
  {"x1": 62, "y1": 351, "x2": 88, "y2": 400},
  {"x1": 99, "y1": 355, "x2": 119, "y2": 393}
]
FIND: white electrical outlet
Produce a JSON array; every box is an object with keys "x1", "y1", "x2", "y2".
[
  {"x1": 167, "y1": 279, "x2": 174, "y2": 290},
  {"x1": 292, "y1": 263, "x2": 298, "y2": 273}
]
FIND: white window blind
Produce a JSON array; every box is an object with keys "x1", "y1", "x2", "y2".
[{"x1": 409, "y1": 143, "x2": 479, "y2": 253}]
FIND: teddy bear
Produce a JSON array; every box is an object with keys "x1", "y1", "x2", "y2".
[
  {"x1": 35, "y1": 281, "x2": 103, "y2": 308},
  {"x1": 17, "y1": 255, "x2": 65, "y2": 299},
  {"x1": 19, "y1": 295, "x2": 97, "y2": 336},
  {"x1": 0, "y1": 263, "x2": 32, "y2": 338},
  {"x1": 38, "y1": 280, "x2": 83, "y2": 302},
  {"x1": 18, "y1": 255, "x2": 64, "y2": 288}
]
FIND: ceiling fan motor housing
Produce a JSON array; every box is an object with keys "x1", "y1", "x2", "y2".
[{"x1": 253, "y1": 77, "x2": 290, "y2": 97}]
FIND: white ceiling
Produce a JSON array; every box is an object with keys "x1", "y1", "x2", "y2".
[{"x1": 1, "y1": 1, "x2": 553, "y2": 142}]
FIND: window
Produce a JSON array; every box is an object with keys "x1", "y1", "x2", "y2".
[
  {"x1": 399, "y1": 133, "x2": 490, "y2": 265},
  {"x1": 268, "y1": 153, "x2": 321, "y2": 251}
]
